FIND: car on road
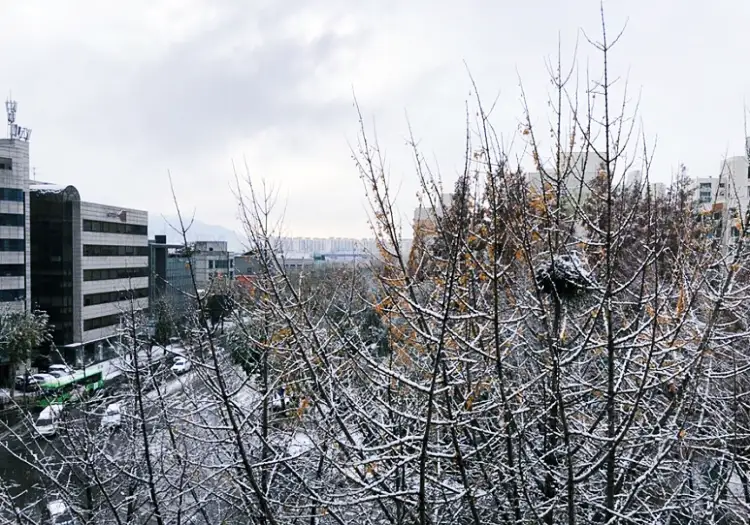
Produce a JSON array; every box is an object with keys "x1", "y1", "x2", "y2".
[
  {"x1": 35, "y1": 404, "x2": 63, "y2": 438},
  {"x1": 15, "y1": 375, "x2": 40, "y2": 392},
  {"x1": 170, "y1": 357, "x2": 191, "y2": 375},
  {"x1": 100, "y1": 402, "x2": 122, "y2": 430},
  {"x1": 44, "y1": 497, "x2": 76, "y2": 525},
  {"x1": 48, "y1": 364, "x2": 73, "y2": 376},
  {"x1": 31, "y1": 373, "x2": 57, "y2": 385}
]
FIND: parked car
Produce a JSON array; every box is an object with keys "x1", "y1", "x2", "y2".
[
  {"x1": 170, "y1": 357, "x2": 191, "y2": 375},
  {"x1": 100, "y1": 402, "x2": 122, "y2": 430},
  {"x1": 48, "y1": 364, "x2": 73, "y2": 375},
  {"x1": 15, "y1": 375, "x2": 40, "y2": 392},
  {"x1": 35, "y1": 404, "x2": 64, "y2": 438}
]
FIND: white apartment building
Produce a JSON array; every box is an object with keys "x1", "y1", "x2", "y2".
[
  {"x1": 527, "y1": 150, "x2": 608, "y2": 198},
  {"x1": 0, "y1": 138, "x2": 30, "y2": 310}
]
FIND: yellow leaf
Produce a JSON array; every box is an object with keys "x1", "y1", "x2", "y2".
[
  {"x1": 678, "y1": 429, "x2": 687, "y2": 439},
  {"x1": 675, "y1": 285, "x2": 685, "y2": 317},
  {"x1": 465, "y1": 393, "x2": 474, "y2": 410}
]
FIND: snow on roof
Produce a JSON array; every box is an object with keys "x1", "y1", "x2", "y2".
[{"x1": 30, "y1": 183, "x2": 66, "y2": 194}]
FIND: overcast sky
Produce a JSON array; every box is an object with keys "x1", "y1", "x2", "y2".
[{"x1": 2, "y1": 1, "x2": 749, "y2": 237}]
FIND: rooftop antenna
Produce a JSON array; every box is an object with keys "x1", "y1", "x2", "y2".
[
  {"x1": 4, "y1": 96, "x2": 30, "y2": 141},
  {"x1": 5, "y1": 97, "x2": 16, "y2": 139}
]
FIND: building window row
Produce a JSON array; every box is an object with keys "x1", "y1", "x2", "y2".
[
  {"x1": 84, "y1": 313, "x2": 122, "y2": 331},
  {"x1": 0, "y1": 213, "x2": 24, "y2": 227},
  {"x1": 84, "y1": 287, "x2": 149, "y2": 307},
  {"x1": 0, "y1": 239, "x2": 24, "y2": 251},
  {"x1": 83, "y1": 219, "x2": 147, "y2": 236},
  {"x1": 209, "y1": 259, "x2": 232, "y2": 269},
  {"x1": 83, "y1": 244, "x2": 149, "y2": 257},
  {"x1": 0, "y1": 158, "x2": 12, "y2": 171},
  {"x1": 0, "y1": 264, "x2": 25, "y2": 277},
  {"x1": 0, "y1": 188, "x2": 23, "y2": 202},
  {"x1": 0, "y1": 289, "x2": 24, "y2": 301},
  {"x1": 84, "y1": 266, "x2": 149, "y2": 281}
]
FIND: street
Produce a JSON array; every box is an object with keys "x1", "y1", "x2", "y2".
[{"x1": 0, "y1": 367, "x2": 203, "y2": 516}]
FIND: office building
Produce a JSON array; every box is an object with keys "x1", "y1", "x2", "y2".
[
  {"x1": 149, "y1": 235, "x2": 194, "y2": 319},
  {"x1": 30, "y1": 183, "x2": 149, "y2": 366},
  {"x1": 0, "y1": 138, "x2": 30, "y2": 310},
  {"x1": 189, "y1": 241, "x2": 233, "y2": 288}
]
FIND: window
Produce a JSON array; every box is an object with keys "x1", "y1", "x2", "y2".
[
  {"x1": 83, "y1": 219, "x2": 147, "y2": 236},
  {"x1": 0, "y1": 239, "x2": 24, "y2": 251},
  {"x1": 83, "y1": 287, "x2": 149, "y2": 307},
  {"x1": 0, "y1": 158, "x2": 12, "y2": 170},
  {"x1": 0, "y1": 213, "x2": 24, "y2": 227},
  {"x1": 83, "y1": 245, "x2": 149, "y2": 257},
  {"x1": 208, "y1": 260, "x2": 214, "y2": 269},
  {"x1": 83, "y1": 266, "x2": 149, "y2": 281},
  {"x1": 0, "y1": 188, "x2": 23, "y2": 202},
  {"x1": 719, "y1": 183, "x2": 726, "y2": 189},
  {"x1": 0, "y1": 264, "x2": 25, "y2": 277},
  {"x1": 215, "y1": 259, "x2": 228, "y2": 269},
  {"x1": 84, "y1": 313, "x2": 122, "y2": 331},
  {"x1": 0, "y1": 289, "x2": 24, "y2": 301}
]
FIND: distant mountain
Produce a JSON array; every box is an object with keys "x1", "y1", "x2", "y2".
[{"x1": 148, "y1": 214, "x2": 245, "y2": 252}]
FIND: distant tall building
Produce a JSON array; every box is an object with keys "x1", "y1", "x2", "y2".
[
  {"x1": 527, "y1": 150, "x2": 608, "y2": 198},
  {"x1": 693, "y1": 145, "x2": 750, "y2": 245}
]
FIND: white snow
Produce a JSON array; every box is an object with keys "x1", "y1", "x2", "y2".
[{"x1": 30, "y1": 183, "x2": 66, "y2": 194}]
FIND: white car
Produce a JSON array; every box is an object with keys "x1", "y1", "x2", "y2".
[
  {"x1": 48, "y1": 364, "x2": 73, "y2": 375},
  {"x1": 46, "y1": 498, "x2": 76, "y2": 525},
  {"x1": 35, "y1": 404, "x2": 64, "y2": 437},
  {"x1": 31, "y1": 373, "x2": 57, "y2": 386},
  {"x1": 170, "y1": 357, "x2": 191, "y2": 374},
  {"x1": 100, "y1": 402, "x2": 121, "y2": 429}
]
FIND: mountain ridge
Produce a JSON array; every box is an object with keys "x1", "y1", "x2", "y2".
[{"x1": 148, "y1": 214, "x2": 246, "y2": 252}]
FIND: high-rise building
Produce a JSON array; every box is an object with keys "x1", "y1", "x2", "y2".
[
  {"x1": 0, "y1": 138, "x2": 30, "y2": 310},
  {"x1": 30, "y1": 183, "x2": 149, "y2": 366}
]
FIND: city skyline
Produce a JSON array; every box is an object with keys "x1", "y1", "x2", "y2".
[{"x1": 3, "y1": 1, "x2": 750, "y2": 236}]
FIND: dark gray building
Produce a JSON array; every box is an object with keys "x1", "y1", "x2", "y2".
[{"x1": 149, "y1": 235, "x2": 194, "y2": 320}]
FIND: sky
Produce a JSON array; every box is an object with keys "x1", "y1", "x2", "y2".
[{"x1": 2, "y1": 0, "x2": 750, "y2": 238}]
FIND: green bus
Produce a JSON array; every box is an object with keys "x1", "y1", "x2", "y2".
[{"x1": 37, "y1": 370, "x2": 105, "y2": 407}]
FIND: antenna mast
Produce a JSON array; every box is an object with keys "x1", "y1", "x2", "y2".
[
  {"x1": 5, "y1": 98, "x2": 31, "y2": 141},
  {"x1": 5, "y1": 98, "x2": 16, "y2": 139}
]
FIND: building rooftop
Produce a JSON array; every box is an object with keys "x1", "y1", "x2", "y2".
[{"x1": 30, "y1": 182, "x2": 67, "y2": 194}]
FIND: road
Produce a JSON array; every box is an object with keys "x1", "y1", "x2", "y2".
[{"x1": 0, "y1": 368, "x2": 203, "y2": 518}]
